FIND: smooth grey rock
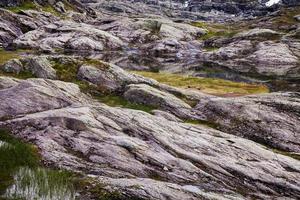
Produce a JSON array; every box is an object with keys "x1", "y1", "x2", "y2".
[
  {"x1": 77, "y1": 63, "x2": 158, "y2": 92},
  {"x1": 0, "y1": 8, "x2": 58, "y2": 47},
  {"x1": 196, "y1": 92, "x2": 300, "y2": 152},
  {"x1": 234, "y1": 28, "x2": 281, "y2": 40},
  {"x1": 13, "y1": 21, "x2": 124, "y2": 52},
  {"x1": 202, "y1": 40, "x2": 300, "y2": 77},
  {"x1": 26, "y1": 57, "x2": 57, "y2": 79},
  {"x1": 215, "y1": 40, "x2": 254, "y2": 59},
  {"x1": 248, "y1": 41, "x2": 299, "y2": 76},
  {"x1": 0, "y1": 76, "x2": 19, "y2": 89},
  {"x1": 151, "y1": 110, "x2": 183, "y2": 122},
  {"x1": 124, "y1": 84, "x2": 195, "y2": 119},
  {"x1": 2, "y1": 58, "x2": 23, "y2": 74},
  {"x1": 65, "y1": 36, "x2": 104, "y2": 51}
]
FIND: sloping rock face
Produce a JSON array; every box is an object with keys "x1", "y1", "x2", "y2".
[
  {"x1": 77, "y1": 63, "x2": 157, "y2": 92},
  {"x1": 124, "y1": 84, "x2": 199, "y2": 119},
  {"x1": 0, "y1": 77, "x2": 300, "y2": 199},
  {"x1": 0, "y1": 8, "x2": 58, "y2": 47},
  {"x1": 13, "y1": 20, "x2": 124, "y2": 52},
  {"x1": 200, "y1": 39, "x2": 300, "y2": 77},
  {"x1": 196, "y1": 92, "x2": 300, "y2": 153}
]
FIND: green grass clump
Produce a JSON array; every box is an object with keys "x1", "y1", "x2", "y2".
[
  {"x1": 95, "y1": 94, "x2": 157, "y2": 113},
  {"x1": 51, "y1": 58, "x2": 79, "y2": 82},
  {"x1": 0, "y1": 129, "x2": 39, "y2": 170},
  {"x1": 51, "y1": 58, "x2": 155, "y2": 112},
  {"x1": 0, "y1": 70, "x2": 35, "y2": 79},
  {"x1": 0, "y1": 129, "x2": 76, "y2": 199},
  {"x1": 83, "y1": 59, "x2": 110, "y2": 70},
  {"x1": 0, "y1": 49, "x2": 20, "y2": 65},
  {"x1": 191, "y1": 21, "x2": 238, "y2": 40},
  {"x1": 271, "y1": 149, "x2": 300, "y2": 161},
  {"x1": 203, "y1": 46, "x2": 219, "y2": 52},
  {"x1": 7, "y1": 1, "x2": 37, "y2": 13},
  {"x1": 132, "y1": 71, "x2": 269, "y2": 96},
  {"x1": 7, "y1": 0, "x2": 61, "y2": 16},
  {"x1": 0, "y1": 129, "x2": 39, "y2": 194}
]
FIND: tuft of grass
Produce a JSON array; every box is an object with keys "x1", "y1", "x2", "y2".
[
  {"x1": 132, "y1": 71, "x2": 269, "y2": 96},
  {"x1": 0, "y1": 49, "x2": 20, "y2": 65},
  {"x1": 75, "y1": 178, "x2": 144, "y2": 200},
  {"x1": 0, "y1": 129, "x2": 76, "y2": 199},
  {"x1": 7, "y1": 0, "x2": 61, "y2": 16},
  {"x1": 95, "y1": 94, "x2": 157, "y2": 113},
  {"x1": 0, "y1": 70, "x2": 35, "y2": 79},
  {"x1": 191, "y1": 21, "x2": 238, "y2": 40},
  {"x1": 51, "y1": 58, "x2": 154, "y2": 112},
  {"x1": 83, "y1": 59, "x2": 110, "y2": 70},
  {"x1": 7, "y1": 1, "x2": 37, "y2": 13},
  {"x1": 203, "y1": 46, "x2": 219, "y2": 52},
  {"x1": 0, "y1": 129, "x2": 39, "y2": 194},
  {"x1": 0, "y1": 129, "x2": 39, "y2": 170},
  {"x1": 271, "y1": 149, "x2": 300, "y2": 161},
  {"x1": 51, "y1": 58, "x2": 79, "y2": 82},
  {"x1": 41, "y1": 5, "x2": 61, "y2": 16}
]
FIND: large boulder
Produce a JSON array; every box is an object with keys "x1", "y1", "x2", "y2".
[
  {"x1": 26, "y1": 56, "x2": 57, "y2": 79},
  {"x1": 247, "y1": 41, "x2": 299, "y2": 76},
  {"x1": 13, "y1": 21, "x2": 125, "y2": 52},
  {"x1": 77, "y1": 63, "x2": 157, "y2": 92},
  {"x1": 234, "y1": 28, "x2": 281, "y2": 40},
  {"x1": 124, "y1": 84, "x2": 198, "y2": 119},
  {"x1": 202, "y1": 40, "x2": 300, "y2": 77},
  {"x1": 2, "y1": 59, "x2": 23, "y2": 74}
]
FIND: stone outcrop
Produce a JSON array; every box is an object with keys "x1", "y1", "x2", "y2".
[
  {"x1": 196, "y1": 92, "x2": 300, "y2": 153},
  {"x1": 0, "y1": 77, "x2": 300, "y2": 199},
  {"x1": 124, "y1": 84, "x2": 199, "y2": 119},
  {"x1": 77, "y1": 63, "x2": 157, "y2": 92},
  {"x1": 200, "y1": 40, "x2": 300, "y2": 77},
  {"x1": 13, "y1": 20, "x2": 124, "y2": 52}
]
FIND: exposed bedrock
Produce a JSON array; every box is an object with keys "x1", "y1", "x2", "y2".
[{"x1": 0, "y1": 77, "x2": 300, "y2": 199}]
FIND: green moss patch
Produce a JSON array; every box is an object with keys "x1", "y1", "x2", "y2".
[
  {"x1": 191, "y1": 21, "x2": 238, "y2": 40},
  {"x1": 7, "y1": 1, "x2": 37, "y2": 13},
  {"x1": 95, "y1": 94, "x2": 157, "y2": 113},
  {"x1": 0, "y1": 49, "x2": 20, "y2": 65},
  {"x1": 7, "y1": 0, "x2": 61, "y2": 16},
  {"x1": 132, "y1": 71, "x2": 269, "y2": 96}
]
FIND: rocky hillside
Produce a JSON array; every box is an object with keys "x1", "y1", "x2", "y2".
[{"x1": 0, "y1": 1, "x2": 299, "y2": 200}]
